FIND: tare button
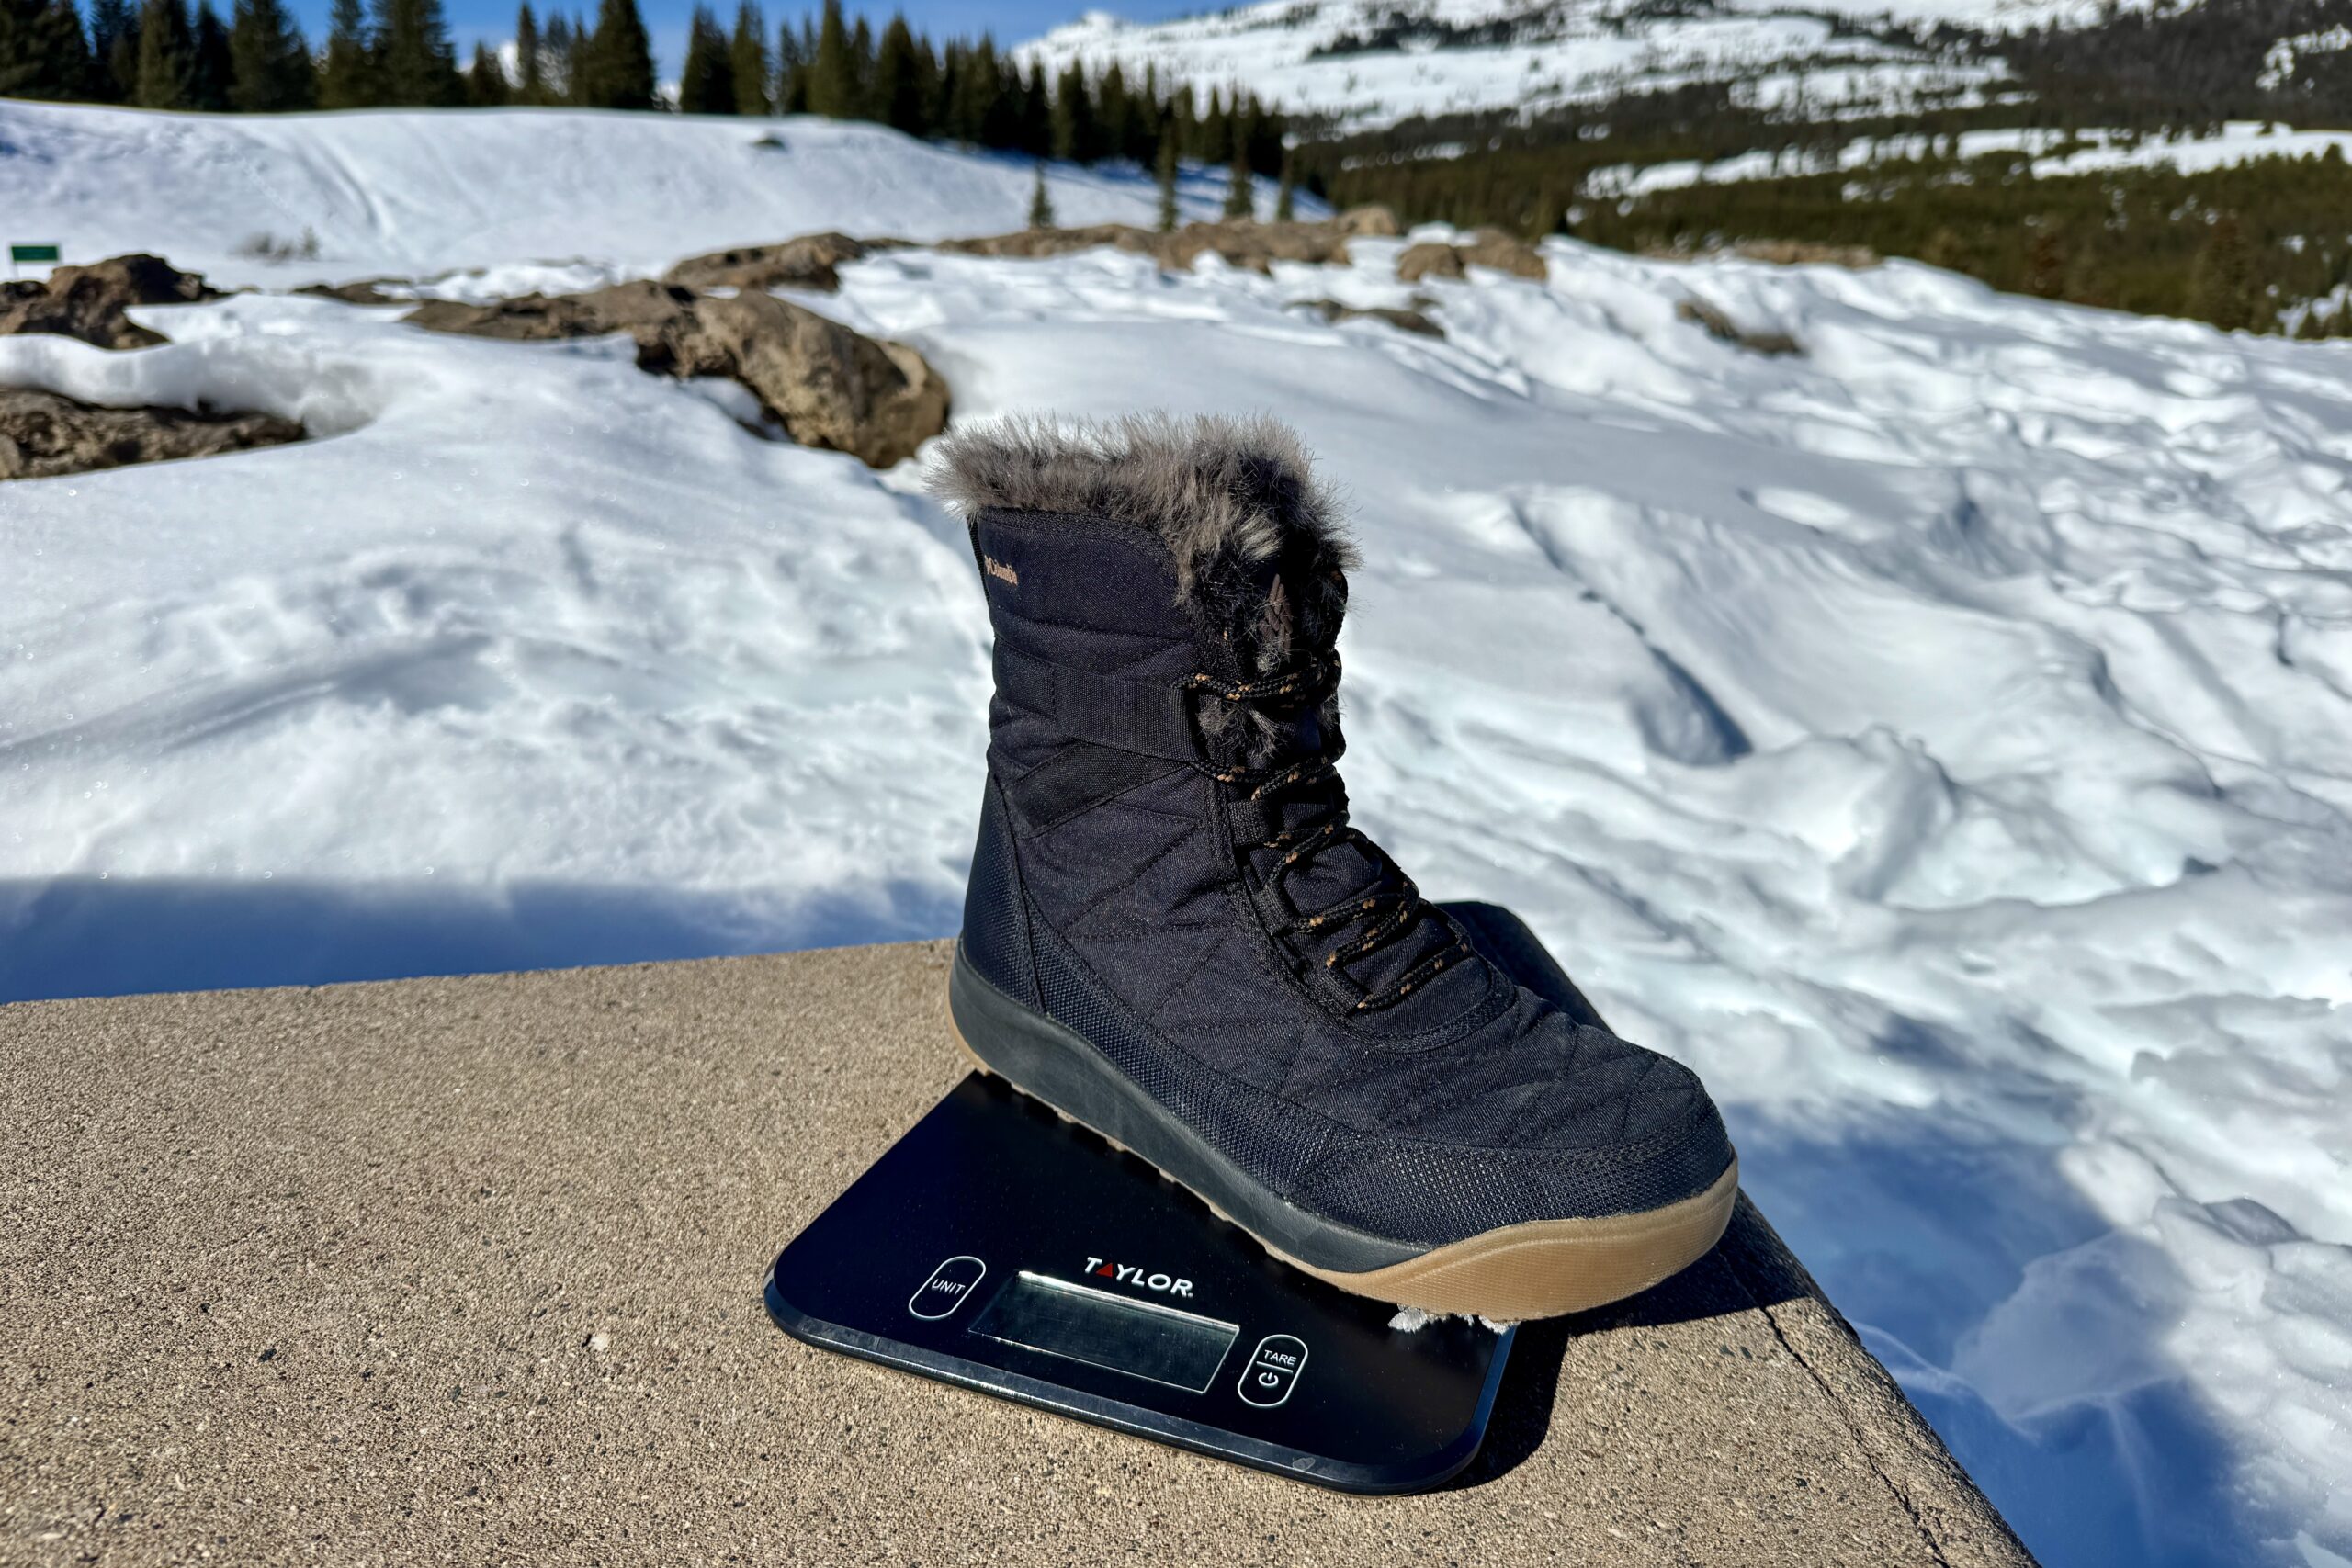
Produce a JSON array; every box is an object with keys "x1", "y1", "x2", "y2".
[
  {"x1": 908, "y1": 1255, "x2": 987, "y2": 1320},
  {"x1": 1238, "y1": 1334, "x2": 1308, "y2": 1408}
]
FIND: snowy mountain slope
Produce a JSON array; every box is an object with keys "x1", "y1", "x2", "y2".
[
  {"x1": 0, "y1": 101, "x2": 1244, "y2": 292},
  {"x1": 1015, "y1": 0, "x2": 2016, "y2": 131},
  {"x1": 2, "y1": 104, "x2": 2349, "y2": 1567}
]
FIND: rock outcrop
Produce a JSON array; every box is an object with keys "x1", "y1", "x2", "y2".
[
  {"x1": 1294, "y1": 299, "x2": 1443, "y2": 336},
  {"x1": 406, "y1": 281, "x2": 946, "y2": 468},
  {"x1": 296, "y1": 277, "x2": 413, "y2": 306},
  {"x1": 1333, "y1": 205, "x2": 1402, "y2": 237},
  {"x1": 658, "y1": 211, "x2": 1408, "y2": 289},
  {"x1": 662, "y1": 231, "x2": 889, "y2": 293},
  {"x1": 0, "y1": 254, "x2": 221, "y2": 350},
  {"x1": 1725, "y1": 239, "x2": 1880, "y2": 268},
  {"x1": 934, "y1": 223, "x2": 1160, "y2": 263},
  {"x1": 0, "y1": 387, "x2": 303, "y2": 480},
  {"x1": 936, "y1": 214, "x2": 1385, "y2": 276},
  {"x1": 1677, "y1": 297, "x2": 1802, "y2": 355},
  {"x1": 1396, "y1": 229, "x2": 1549, "y2": 284},
  {"x1": 1644, "y1": 239, "x2": 1882, "y2": 269}
]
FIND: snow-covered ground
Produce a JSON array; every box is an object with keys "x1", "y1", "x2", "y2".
[
  {"x1": 4, "y1": 103, "x2": 2349, "y2": 1567},
  {"x1": 0, "y1": 101, "x2": 1248, "y2": 291},
  {"x1": 1016, "y1": 0, "x2": 2014, "y2": 132}
]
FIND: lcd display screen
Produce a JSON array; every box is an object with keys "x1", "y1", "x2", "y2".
[{"x1": 968, "y1": 1271, "x2": 1239, "y2": 1392}]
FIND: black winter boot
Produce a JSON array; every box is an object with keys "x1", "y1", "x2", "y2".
[{"x1": 933, "y1": 415, "x2": 1737, "y2": 1320}]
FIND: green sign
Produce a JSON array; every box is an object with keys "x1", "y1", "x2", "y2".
[{"x1": 10, "y1": 243, "x2": 62, "y2": 264}]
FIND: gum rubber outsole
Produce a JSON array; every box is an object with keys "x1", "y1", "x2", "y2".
[{"x1": 945, "y1": 976, "x2": 1739, "y2": 1322}]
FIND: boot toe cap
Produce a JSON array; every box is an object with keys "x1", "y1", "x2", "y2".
[{"x1": 1294, "y1": 1043, "x2": 1736, "y2": 1249}]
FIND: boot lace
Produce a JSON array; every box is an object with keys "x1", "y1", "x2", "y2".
[{"x1": 1184, "y1": 655, "x2": 1470, "y2": 1011}]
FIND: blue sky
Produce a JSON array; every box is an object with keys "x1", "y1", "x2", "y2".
[{"x1": 275, "y1": 0, "x2": 1201, "y2": 70}]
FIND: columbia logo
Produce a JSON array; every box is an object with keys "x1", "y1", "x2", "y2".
[{"x1": 984, "y1": 556, "x2": 1020, "y2": 587}]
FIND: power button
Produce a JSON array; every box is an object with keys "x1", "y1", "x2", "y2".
[
  {"x1": 1238, "y1": 1334, "x2": 1308, "y2": 1408},
  {"x1": 909, "y1": 1255, "x2": 987, "y2": 1320}
]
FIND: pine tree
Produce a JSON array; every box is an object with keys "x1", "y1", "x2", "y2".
[
  {"x1": 1238, "y1": 92, "x2": 1280, "y2": 177},
  {"x1": 1, "y1": 0, "x2": 40, "y2": 98},
  {"x1": 1050, "y1": 60, "x2": 1091, "y2": 162},
  {"x1": 807, "y1": 0, "x2": 850, "y2": 116},
  {"x1": 133, "y1": 0, "x2": 194, "y2": 107},
  {"x1": 729, "y1": 0, "x2": 767, "y2": 114},
  {"x1": 846, "y1": 11, "x2": 870, "y2": 116},
  {"x1": 677, "y1": 3, "x2": 731, "y2": 113},
  {"x1": 545, "y1": 11, "x2": 578, "y2": 101},
  {"x1": 0, "y1": 0, "x2": 94, "y2": 99},
  {"x1": 514, "y1": 1, "x2": 545, "y2": 101},
  {"x1": 374, "y1": 0, "x2": 460, "y2": 105},
  {"x1": 577, "y1": 0, "x2": 650, "y2": 108},
  {"x1": 316, "y1": 0, "x2": 370, "y2": 105},
  {"x1": 1155, "y1": 130, "x2": 1178, "y2": 231},
  {"x1": 2025, "y1": 225, "x2": 2065, "y2": 298},
  {"x1": 1027, "y1": 163, "x2": 1054, "y2": 229},
  {"x1": 1020, "y1": 57, "x2": 1047, "y2": 155},
  {"x1": 917, "y1": 29, "x2": 945, "y2": 133},
  {"x1": 1096, "y1": 60, "x2": 1130, "y2": 162},
  {"x1": 465, "y1": 38, "x2": 506, "y2": 101},
  {"x1": 952, "y1": 34, "x2": 1001, "y2": 145},
  {"x1": 1223, "y1": 139, "x2": 1254, "y2": 219},
  {"x1": 227, "y1": 0, "x2": 311, "y2": 108},
  {"x1": 1165, "y1": 81, "x2": 1193, "y2": 162},
  {"x1": 870, "y1": 13, "x2": 921, "y2": 134},
  {"x1": 2191, "y1": 212, "x2": 2258, "y2": 331},
  {"x1": 1203, "y1": 87, "x2": 1233, "y2": 165},
  {"x1": 1274, "y1": 151, "x2": 1295, "y2": 220},
  {"x1": 97, "y1": 0, "x2": 140, "y2": 98},
  {"x1": 188, "y1": 0, "x2": 230, "y2": 106},
  {"x1": 775, "y1": 11, "x2": 806, "y2": 110}
]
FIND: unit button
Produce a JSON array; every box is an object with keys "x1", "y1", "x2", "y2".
[
  {"x1": 908, "y1": 1255, "x2": 987, "y2": 1320},
  {"x1": 1237, "y1": 1334, "x2": 1308, "y2": 1408}
]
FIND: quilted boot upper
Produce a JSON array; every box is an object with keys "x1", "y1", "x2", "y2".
[{"x1": 939, "y1": 415, "x2": 1734, "y2": 1248}]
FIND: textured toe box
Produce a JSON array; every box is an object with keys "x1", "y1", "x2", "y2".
[{"x1": 1293, "y1": 1018, "x2": 1736, "y2": 1248}]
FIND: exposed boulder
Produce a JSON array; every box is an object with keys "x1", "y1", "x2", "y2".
[
  {"x1": 675, "y1": 293, "x2": 947, "y2": 469},
  {"x1": 404, "y1": 281, "x2": 947, "y2": 469},
  {"x1": 1334, "y1": 205, "x2": 1402, "y2": 237},
  {"x1": 0, "y1": 254, "x2": 221, "y2": 350},
  {"x1": 936, "y1": 224, "x2": 1161, "y2": 262},
  {"x1": 296, "y1": 277, "x2": 414, "y2": 306},
  {"x1": 1394, "y1": 243, "x2": 1458, "y2": 283},
  {"x1": 1644, "y1": 239, "x2": 1881, "y2": 269},
  {"x1": 1159, "y1": 219, "x2": 1356, "y2": 274},
  {"x1": 1396, "y1": 229, "x2": 1549, "y2": 285},
  {"x1": 663, "y1": 231, "x2": 889, "y2": 293},
  {"x1": 404, "y1": 279, "x2": 691, "y2": 342},
  {"x1": 936, "y1": 215, "x2": 1374, "y2": 276},
  {"x1": 1730, "y1": 239, "x2": 1879, "y2": 269},
  {"x1": 0, "y1": 387, "x2": 303, "y2": 480},
  {"x1": 1676, "y1": 297, "x2": 1802, "y2": 356},
  {"x1": 1294, "y1": 299, "x2": 1443, "y2": 337}
]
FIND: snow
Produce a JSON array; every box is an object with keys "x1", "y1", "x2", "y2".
[
  {"x1": 4, "y1": 102, "x2": 2350, "y2": 1566},
  {"x1": 0, "y1": 101, "x2": 1241, "y2": 291},
  {"x1": 1013, "y1": 0, "x2": 2015, "y2": 132}
]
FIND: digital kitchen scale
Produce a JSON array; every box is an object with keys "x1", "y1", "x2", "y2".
[{"x1": 764, "y1": 904, "x2": 1601, "y2": 1495}]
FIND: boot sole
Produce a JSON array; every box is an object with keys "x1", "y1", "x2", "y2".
[{"x1": 948, "y1": 946, "x2": 1737, "y2": 1321}]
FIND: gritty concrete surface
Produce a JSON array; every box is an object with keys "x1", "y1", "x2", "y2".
[{"x1": 3, "y1": 941, "x2": 2036, "y2": 1566}]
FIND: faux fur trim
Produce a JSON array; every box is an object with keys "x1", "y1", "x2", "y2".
[{"x1": 929, "y1": 413, "x2": 1357, "y2": 687}]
